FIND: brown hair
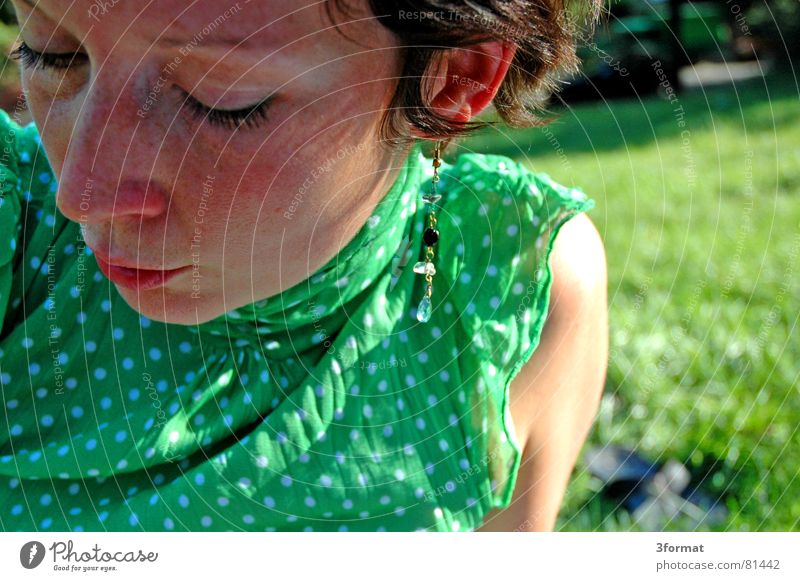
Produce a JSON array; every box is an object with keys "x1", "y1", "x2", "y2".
[{"x1": 326, "y1": 0, "x2": 604, "y2": 147}]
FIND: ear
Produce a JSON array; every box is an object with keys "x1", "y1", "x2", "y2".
[{"x1": 410, "y1": 41, "x2": 517, "y2": 139}]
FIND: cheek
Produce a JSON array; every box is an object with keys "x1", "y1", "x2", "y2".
[
  {"x1": 212, "y1": 136, "x2": 329, "y2": 221},
  {"x1": 176, "y1": 163, "x2": 299, "y2": 263},
  {"x1": 221, "y1": 153, "x2": 341, "y2": 255},
  {"x1": 21, "y1": 72, "x2": 64, "y2": 170},
  {"x1": 227, "y1": 158, "x2": 303, "y2": 219},
  {"x1": 21, "y1": 74, "x2": 74, "y2": 177}
]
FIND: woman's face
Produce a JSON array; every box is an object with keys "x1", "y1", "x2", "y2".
[{"x1": 12, "y1": 0, "x2": 408, "y2": 325}]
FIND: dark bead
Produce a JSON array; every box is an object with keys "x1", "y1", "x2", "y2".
[{"x1": 423, "y1": 228, "x2": 440, "y2": 246}]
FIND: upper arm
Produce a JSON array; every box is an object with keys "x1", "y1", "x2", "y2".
[
  {"x1": 477, "y1": 212, "x2": 608, "y2": 531},
  {"x1": 515, "y1": 211, "x2": 608, "y2": 446}
]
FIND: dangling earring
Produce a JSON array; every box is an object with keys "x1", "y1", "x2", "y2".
[{"x1": 414, "y1": 140, "x2": 444, "y2": 323}]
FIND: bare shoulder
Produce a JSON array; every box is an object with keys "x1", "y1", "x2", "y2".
[
  {"x1": 548, "y1": 212, "x2": 607, "y2": 313},
  {"x1": 512, "y1": 210, "x2": 608, "y2": 444},
  {"x1": 476, "y1": 212, "x2": 608, "y2": 531}
]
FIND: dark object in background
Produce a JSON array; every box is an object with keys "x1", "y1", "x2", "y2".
[
  {"x1": 560, "y1": 0, "x2": 731, "y2": 103},
  {"x1": 584, "y1": 444, "x2": 729, "y2": 530},
  {"x1": 0, "y1": 1, "x2": 15, "y2": 25}
]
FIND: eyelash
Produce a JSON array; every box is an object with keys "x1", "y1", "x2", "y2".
[
  {"x1": 178, "y1": 88, "x2": 273, "y2": 131},
  {"x1": 10, "y1": 41, "x2": 273, "y2": 131},
  {"x1": 10, "y1": 40, "x2": 85, "y2": 69}
]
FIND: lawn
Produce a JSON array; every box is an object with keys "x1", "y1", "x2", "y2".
[{"x1": 462, "y1": 70, "x2": 800, "y2": 531}]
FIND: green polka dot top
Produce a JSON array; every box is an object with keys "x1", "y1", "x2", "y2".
[{"x1": 0, "y1": 109, "x2": 595, "y2": 532}]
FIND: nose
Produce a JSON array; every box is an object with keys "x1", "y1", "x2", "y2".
[{"x1": 55, "y1": 75, "x2": 169, "y2": 226}]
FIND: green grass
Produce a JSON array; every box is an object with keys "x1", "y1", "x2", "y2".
[{"x1": 462, "y1": 71, "x2": 800, "y2": 532}]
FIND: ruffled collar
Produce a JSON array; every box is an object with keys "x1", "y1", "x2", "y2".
[{"x1": 189, "y1": 140, "x2": 426, "y2": 359}]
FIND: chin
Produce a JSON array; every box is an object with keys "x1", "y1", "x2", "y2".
[{"x1": 114, "y1": 285, "x2": 223, "y2": 326}]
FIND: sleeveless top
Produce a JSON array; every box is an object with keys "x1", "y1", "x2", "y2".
[{"x1": 0, "y1": 109, "x2": 595, "y2": 532}]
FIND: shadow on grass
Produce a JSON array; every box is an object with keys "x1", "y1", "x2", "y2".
[{"x1": 460, "y1": 68, "x2": 799, "y2": 159}]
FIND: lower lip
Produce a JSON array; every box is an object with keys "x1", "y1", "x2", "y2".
[{"x1": 95, "y1": 256, "x2": 191, "y2": 291}]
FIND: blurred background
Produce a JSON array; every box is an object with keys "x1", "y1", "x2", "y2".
[{"x1": 1, "y1": 0, "x2": 798, "y2": 531}]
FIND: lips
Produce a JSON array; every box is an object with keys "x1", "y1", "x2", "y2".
[{"x1": 90, "y1": 247, "x2": 191, "y2": 291}]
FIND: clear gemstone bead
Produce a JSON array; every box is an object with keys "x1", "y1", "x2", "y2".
[
  {"x1": 412, "y1": 261, "x2": 436, "y2": 276},
  {"x1": 422, "y1": 193, "x2": 442, "y2": 204},
  {"x1": 416, "y1": 295, "x2": 432, "y2": 322}
]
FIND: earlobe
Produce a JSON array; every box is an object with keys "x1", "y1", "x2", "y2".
[
  {"x1": 433, "y1": 94, "x2": 472, "y2": 125},
  {"x1": 428, "y1": 41, "x2": 517, "y2": 125}
]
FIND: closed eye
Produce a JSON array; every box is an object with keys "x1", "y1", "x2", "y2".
[
  {"x1": 10, "y1": 40, "x2": 87, "y2": 70},
  {"x1": 178, "y1": 88, "x2": 274, "y2": 131},
  {"x1": 11, "y1": 40, "x2": 274, "y2": 132}
]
